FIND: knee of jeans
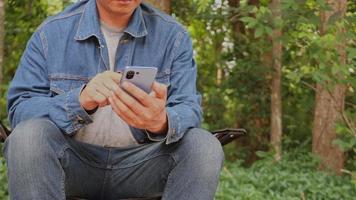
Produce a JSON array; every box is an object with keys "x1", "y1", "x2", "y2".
[
  {"x1": 179, "y1": 128, "x2": 225, "y2": 169},
  {"x1": 3, "y1": 118, "x2": 62, "y2": 158}
]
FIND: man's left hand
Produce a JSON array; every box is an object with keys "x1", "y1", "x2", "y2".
[{"x1": 108, "y1": 81, "x2": 168, "y2": 135}]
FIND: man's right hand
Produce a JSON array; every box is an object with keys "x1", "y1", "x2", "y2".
[{"x1": 79, "y1": 71, "x2": 122, "y2": 111}]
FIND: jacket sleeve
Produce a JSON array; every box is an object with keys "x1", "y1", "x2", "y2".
[
  {"x1": 147, "y1": 31, "x2": 202, "y2": 144},
  {"x1": 7, "y1": 30, "x2": 93, "y2": 134}
]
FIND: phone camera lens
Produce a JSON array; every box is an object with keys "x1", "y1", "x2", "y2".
[{"x1": 126, "y1": 71, "x2": 135, "y2": 79}]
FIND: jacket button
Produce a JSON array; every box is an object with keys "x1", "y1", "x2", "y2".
[{"x1": 77, "y1": 116, "x2": 85, "y2": 124}]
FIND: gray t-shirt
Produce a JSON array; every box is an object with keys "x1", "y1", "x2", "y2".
[{"x1": 74, "y1": 22, "x2": 138, "y2": 147}]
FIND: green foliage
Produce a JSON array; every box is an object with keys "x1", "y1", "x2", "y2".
[
  {"x1": 4, "y1": 0, "x2": 48, "y2": 78},
  {"x1": 1, "y1": 0, "x2": 49, "y2": 122},
  {"x1": 334, "y1": 109, "x2": 356, "y2": 171},
  {"x1": 216, "y1": 150, "x2": 356, "y2": 200},
  {"x1": 0, "y1": 0, "x2": 355, "y2": 198},
  {"x1": 173, "y1": 0, "x2": 356, "y2": 166},
  {"x1": 1, "y1": 0, "x2": 74, "y2": 122},
  {"x1": 0, "y1": 149, "x2": 8, "y2": 199}
]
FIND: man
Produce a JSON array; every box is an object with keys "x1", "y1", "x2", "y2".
[{"x1": 4, "y1": 0, "x2": 224, "y2": 199}]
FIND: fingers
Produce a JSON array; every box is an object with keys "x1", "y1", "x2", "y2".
[
  {"x1": 109, "y1": 81, "x2": 168, "y2": 132},
  {"x1": 118, "y1": 81, "x2": 167, "y2": 114},
  {"x1": 97, "y1": 72, "x2": 121, "y2": 91},
  {"x1": 80, "y1": 71, "x2": 122, "y2": 110},
  {"x1": 121, "y1": 82, "x2": 153, "y2": 107},
  {"x1": 106, "y1": 71, "x2": 122, "y2": 84},
  {"x1": 86, "y1": 85, "x2": 109, "y2": 107},
  {"x1": 92, "y1": 81, "x2": 112, "y2": 99},
  {"x1": 109, "y1": 93, "x2": 143, "y2": 128},
  {"x1": 151, "y1": 81, "x2": 167, "y2": 99},
  {"x1": 93, "y1": 71, "x2": 122, "y2": 98},
  {"x1": 112, "y1": 86, "x2": 147, "y2": 116},
  {"x1": 88, "y1": 75, "x2": 118, "y2": 104},
  {"x1": 102, "y1": 78, "x2": 120, "y2": 92}
]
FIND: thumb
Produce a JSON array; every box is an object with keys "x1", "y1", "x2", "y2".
[
  {"x1": 149, "y1": 91, "x2": 157, "y2": 98},
  {"x1": 151, "y1": 81, "x2": 167, "y2": 99},
  {"x1": 109, "y1": 72, "x2": 122, "y2": 84}
]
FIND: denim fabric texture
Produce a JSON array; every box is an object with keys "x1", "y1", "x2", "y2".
[
  {"x1": 3, "y1": 118, "x2": 224, "y2": 199},
  {"x1": 7, "y1": 0, "x2": 202, "y2": 145},
  {"x1": 4, "y1": 0, "x2": 224, "y2": 199}
]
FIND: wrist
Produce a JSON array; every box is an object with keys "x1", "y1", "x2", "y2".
[{"x1": 147, "y1": 113, "x2": 168, "y2": 134}]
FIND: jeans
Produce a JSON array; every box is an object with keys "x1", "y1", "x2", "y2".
[{"x1": 3, "y1": 118, "x2": 224, "y2": 200}]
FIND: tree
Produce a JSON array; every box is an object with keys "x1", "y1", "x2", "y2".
[
  {"x1": 0, "y1": 0, "x2": 4, "y2": 84},
  {"x1": 145, "y1": 0, "x2": 171, "y2": 14},
  {"x1": 230, "y1": 0, "x2": 283, "y2": 161},
  {"x1": 228, "y1": 0, "x2": 244, "y2": 35},
  {"x1": 312, "y1": 0, "x2": 347, "y2": 174},
  {"x1": 228, "y1": 0, "x2": 260, "y2": 37},
  {"x1": 270, "y1": 0, "x2": 282, "y2": 161}
]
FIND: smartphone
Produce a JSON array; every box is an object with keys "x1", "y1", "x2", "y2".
[{"x1": 120, "y1": 66, "x2": 158, "y2": 93}]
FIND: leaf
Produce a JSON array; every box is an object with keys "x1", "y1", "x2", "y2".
[
  {"x1": 240, "y1": 16, "x2": 258, "y2": 28},
  {"x1": 255, "y1": 27, "x2": 264, "y2": 38},
  {"x1": 265, "y1": 26, "x2": 273, "y2": 36},
  {"x1": 255, "y1": 151, "x2": 270, "y2": 158}
]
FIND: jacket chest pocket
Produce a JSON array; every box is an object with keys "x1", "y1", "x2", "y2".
[{"x1": 49, "y1": 76, "x2": 90, "y2": 95}]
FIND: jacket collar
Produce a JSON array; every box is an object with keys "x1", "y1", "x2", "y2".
[{"x1": 74, "y1": 0, "x2": 148, "y2": 41}]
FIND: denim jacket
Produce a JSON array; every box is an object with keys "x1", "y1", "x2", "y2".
[{"x1": 7, "y1": 0, "x2": 202, "y2": 145}]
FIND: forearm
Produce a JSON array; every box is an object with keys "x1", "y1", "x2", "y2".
[{"x1": 8, "y1": 86, "x2": 93, "y2": 134}]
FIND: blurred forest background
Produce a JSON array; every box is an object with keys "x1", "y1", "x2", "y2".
[{"x1": 0, "y1": 0, "x2": 355, "y2": 199}]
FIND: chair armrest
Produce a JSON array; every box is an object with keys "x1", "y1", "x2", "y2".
[{"x1": 212, "y1": 128, "x2": 247, "y2": 146}]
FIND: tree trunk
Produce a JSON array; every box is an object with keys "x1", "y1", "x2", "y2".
[
  {"x1": 249, "y1": 0, "x2": 259, "y2": 6},
  {"x1": 144, "y1": 0, "x2": 171, "y2": 14},
  {"x1": 228, "y1": 0, "x2": 260, "y2": 37},
  {"x1": 312, "y1": 0, "x2": 347, "y2": 175},
  {"x1": 228, "y1": 0, "x2": 245, "y2": 35},
  {"x1": 270, "y1": 0, "x2": 282, "y2": 161},
  {"x1": 0, "y1": 0, "x2": 4, "y2": 84}
]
